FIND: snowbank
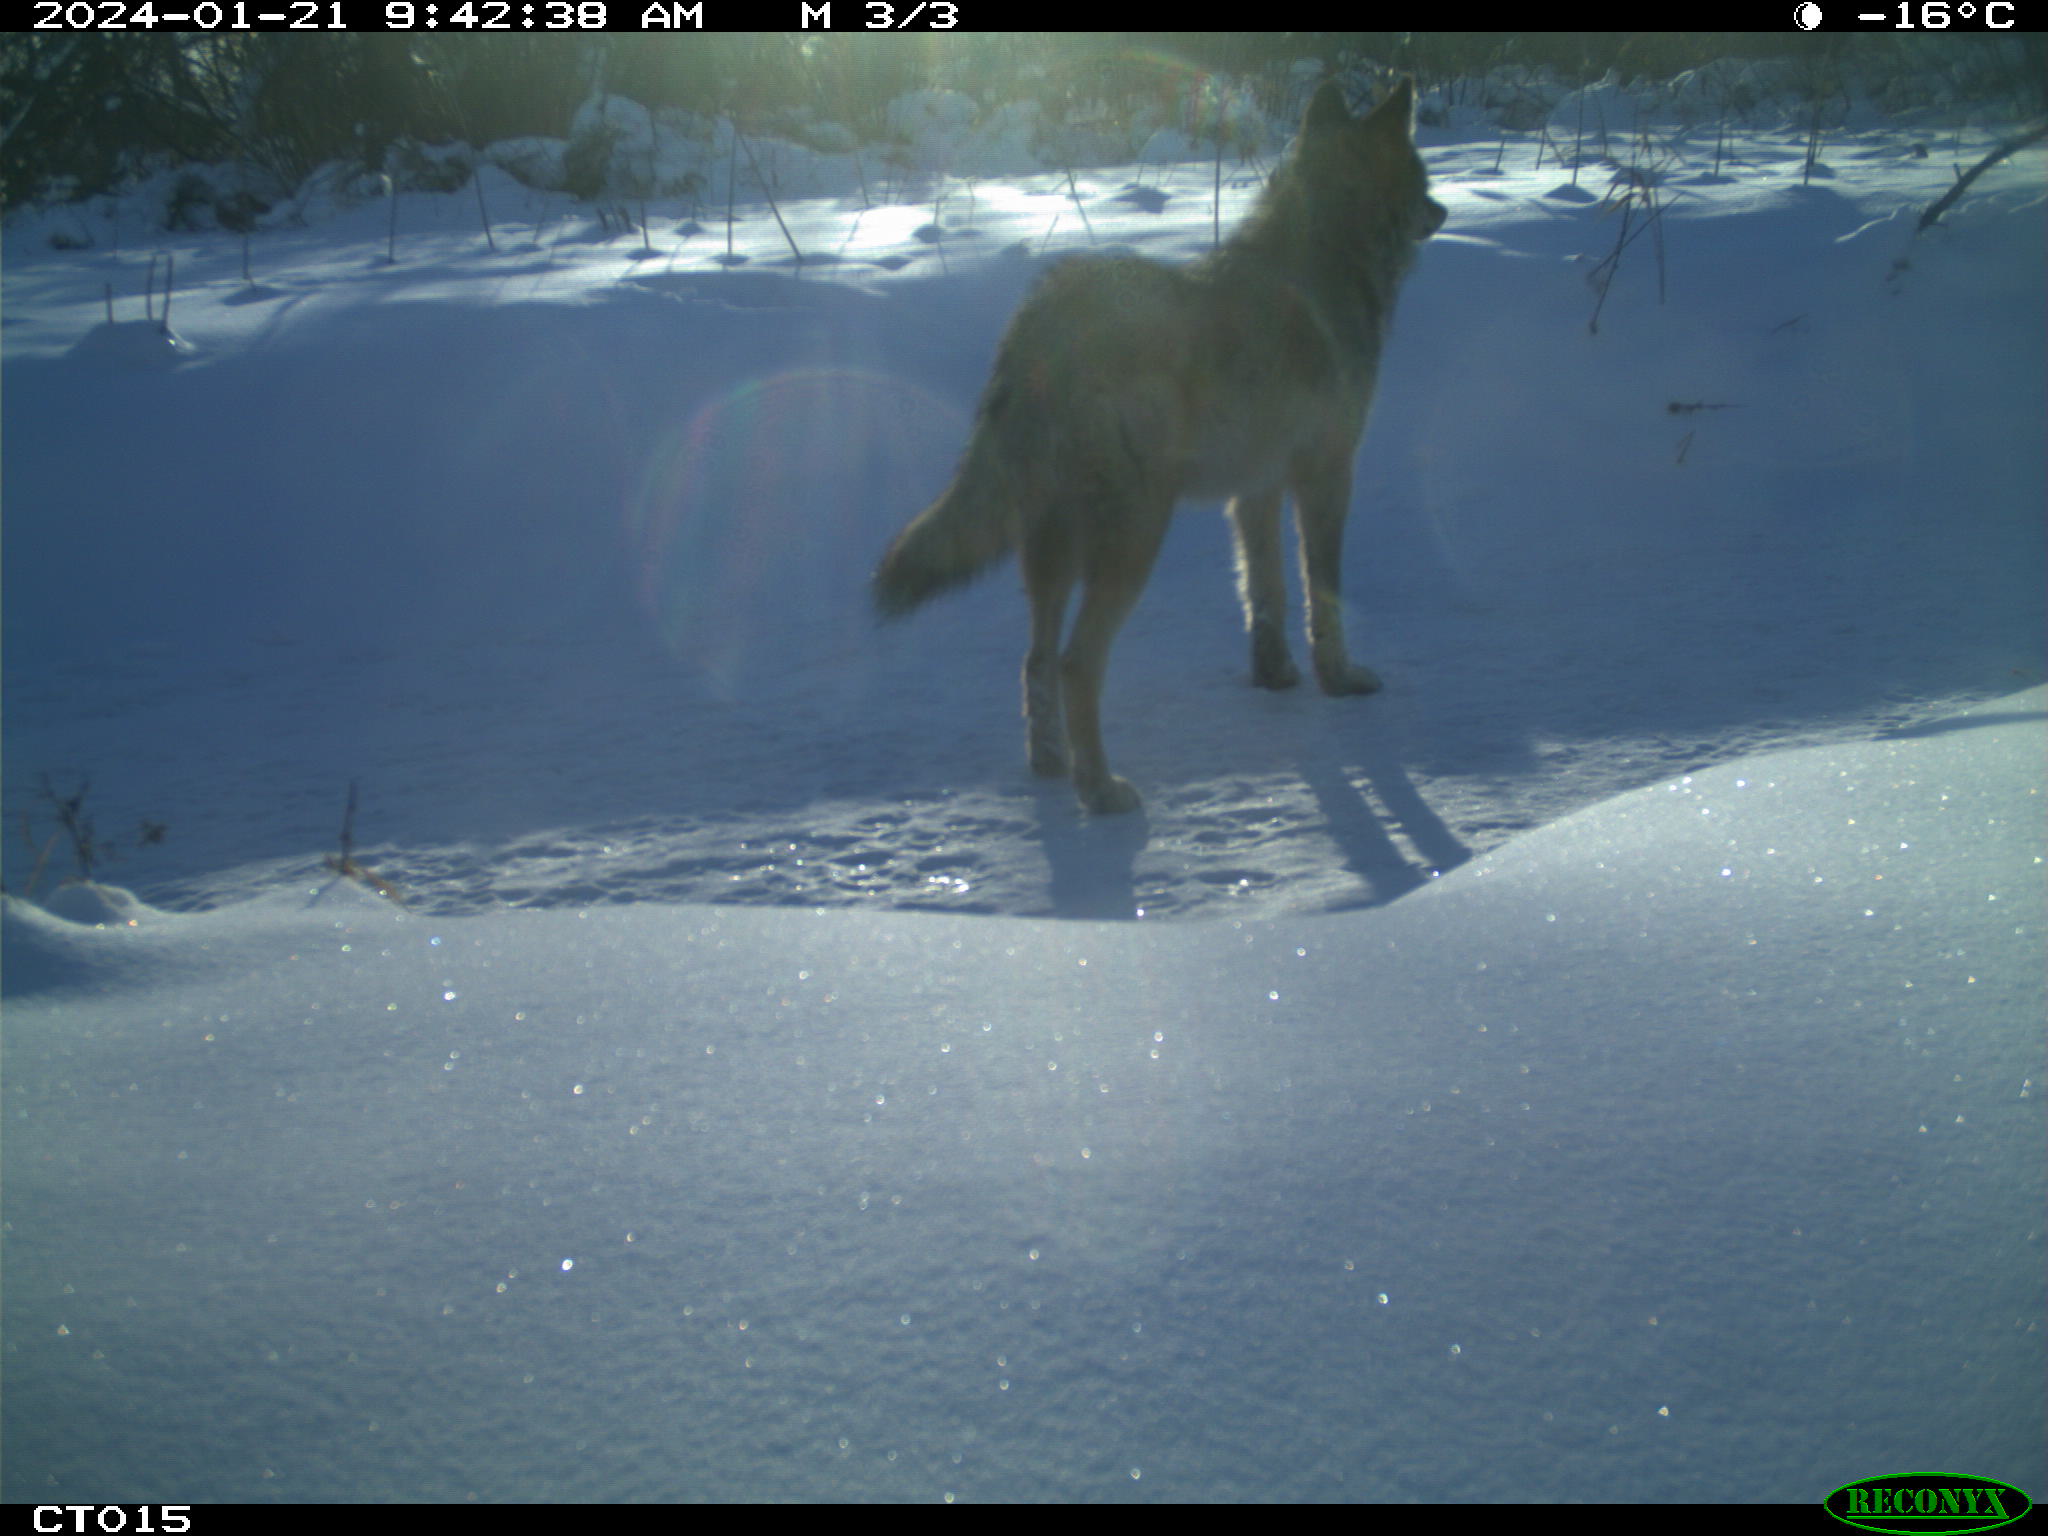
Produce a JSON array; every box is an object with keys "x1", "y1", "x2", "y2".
[{"x1": 4, "y1": 695, "x2": 2039, "y2": 1502}]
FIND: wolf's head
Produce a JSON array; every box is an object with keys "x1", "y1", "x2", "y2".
[{"x1": 1302, "y1": 78, "x2": 1447, "y2": 247}]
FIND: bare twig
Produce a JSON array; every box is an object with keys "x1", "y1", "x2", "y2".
[
  {"x1": 1918, "y1": 122, "x2": 2048, "y2": 232},
  {"x1": 1063, "y1": 166, "x2": 1097, "y2": 242},
  {"x1": 322, "y1": 779, "x2": 406, "y2": 906},
  {"x1": 736, "y1": 130, "x2": 802, "y2": 266},
  {"x1": 474, "y1": 164, "x2": 496, "y2": 252},
  {"x1": 20, "y1": 815, "x2": 59, "y2": 898},
  {"x1": 1213, "y1": 127, "x2": 1223, "y2": 249},
  {"x1": 38, "y1": 772, "x2": 99, "y2": 881}
]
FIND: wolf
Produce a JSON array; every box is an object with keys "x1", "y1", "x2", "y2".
[{"x1": 873, "y1": 78, "x2": 1445, "y2": 815}]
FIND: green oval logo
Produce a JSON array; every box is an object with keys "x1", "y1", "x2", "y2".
[{"x1": 1826, "y1": 1473, "x2": 2034, "y2": 1535}]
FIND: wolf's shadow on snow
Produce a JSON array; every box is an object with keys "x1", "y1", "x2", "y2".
[{"x1": 1028, "y1": 724, "x2": 1470, "y2": 920}]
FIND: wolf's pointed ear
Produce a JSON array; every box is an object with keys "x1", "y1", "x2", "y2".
[
  {"x1": 1362, "y1": 76, "x2": 1418, "y2": 135},
  {"x1": 1304, "y1": 80, "x2": 1352, "y2": 132}
]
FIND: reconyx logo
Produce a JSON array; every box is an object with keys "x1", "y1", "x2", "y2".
[{"x1": 1826, "y1": 1473, "x2": 2034, "y2": 1535}]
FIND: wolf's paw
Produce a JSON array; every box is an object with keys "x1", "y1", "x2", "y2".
[
  {"x1": 1078, "y1": 774, "x2": 1143, "y2": 816},
  {"x1": 1250, "y1": 624, "x2": 1302, "y2": 690},
  {"x1": 1316, "y1": 659, "x2": 1382, "y2": 696}
]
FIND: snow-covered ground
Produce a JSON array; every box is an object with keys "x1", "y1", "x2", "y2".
[{"x1": 3, "y1": 77, "x2": 2043, "y2": 1503}]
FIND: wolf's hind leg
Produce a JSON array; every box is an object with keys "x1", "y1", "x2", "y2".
[
  {"x1": 1060, "y1": 506, "x2": 1170, "y2": 815},
  {"x1": 1021, "y1": 529, "x2": 1074, "y2": 778},
  {"x1": 1292, "y1": 458, "x2": 1382, "y2": 696}
]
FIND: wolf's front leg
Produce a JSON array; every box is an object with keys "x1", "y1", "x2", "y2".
[{"x1": 1229, "y1": 490, "x2": 1304, "y2": 690}]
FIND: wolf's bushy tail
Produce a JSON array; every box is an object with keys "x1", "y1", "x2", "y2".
[{"x1": 871, "y1": 428, "x2": 1016, "y2": 618}]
